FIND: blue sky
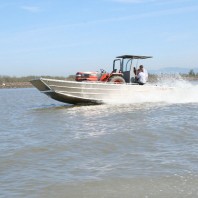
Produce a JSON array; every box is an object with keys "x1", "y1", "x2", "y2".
[{"x1": 0, "y1": 0, "x2": 198, "y2": 76}]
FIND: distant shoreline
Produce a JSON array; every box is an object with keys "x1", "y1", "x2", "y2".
[
  {"x1": 0, "y1": 76, "x2": 198, "y2": 89},
  {"x1": 0, "y1": 82, "x2": 33, "y2": 89}
]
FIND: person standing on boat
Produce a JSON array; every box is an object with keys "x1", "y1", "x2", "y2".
[{"x1": 136, "y1": 65, "x2": 148, "y2": 85}]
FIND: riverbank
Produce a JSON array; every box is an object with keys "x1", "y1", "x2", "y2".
[
  {"x1": 0, "y1": 75, "x2": 74, "y2": 89},
  {"x1": 0, "y1": 76, "x2": 197, "y2": 89},
  {"x1": 0, "y1": 82, "x2": 33, "y2": 89}
]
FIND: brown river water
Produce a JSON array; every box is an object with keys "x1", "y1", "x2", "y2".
[{"x1": 0, "y1": 79, "x2": 198, "y2": 198}]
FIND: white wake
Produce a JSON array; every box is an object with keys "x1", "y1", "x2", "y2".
[{"x1": 104, "y1": 74, "x2": 198, "y2": 104}]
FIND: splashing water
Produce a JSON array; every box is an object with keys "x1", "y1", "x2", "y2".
[
  {"x1": 104, "y1": 74, "x2": 198, "y2": 105},
  {"x1": 156, "y1": 73, "x2": 190, "y2": 87}
]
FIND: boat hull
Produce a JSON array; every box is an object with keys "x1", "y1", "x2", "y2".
[{"x1": 30, "y1": 78, "x2": 172, "y2": 105}]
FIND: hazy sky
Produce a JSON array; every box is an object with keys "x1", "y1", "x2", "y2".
[{"x1": 0, "y1": 0, "x2": 198, "y2": 76}]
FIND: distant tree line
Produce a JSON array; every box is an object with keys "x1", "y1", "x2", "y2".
[
  {"x1": 187, "y1": 69, "x2": 198, "y2": 76},
  {"x1": 0, "y1": 75, "x2": 75, "y2": 83},
  {"x1": 0, "y1": 69, "x2": 197, "y2": 84}
]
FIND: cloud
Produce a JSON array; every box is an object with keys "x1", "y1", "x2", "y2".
[
  {"x1": 111, "y1": 0, "x2": 189, "y2": 4},
  {"x1": 20, "y1": 5, "x2": 41, "y2": 13},
  {"x1": 112, "y1": 0, "x2": 160, "y2": 3},
  {"x1": 80, "y1": 4, "x2": 198, "y2": 24}
]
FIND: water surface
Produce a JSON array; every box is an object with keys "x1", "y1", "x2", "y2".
[{"x1": 0, "y1": 82, "x2": 198, "y2": 197}]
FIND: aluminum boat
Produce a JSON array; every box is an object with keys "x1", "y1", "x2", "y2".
[
  {"x1": 30, "y1": 78, "x2": 172, "y2": 104},
  {"x1": 30, "y1": 55, "x2": 173, "y2": 104}
]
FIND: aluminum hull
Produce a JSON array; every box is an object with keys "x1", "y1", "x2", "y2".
[{"x1": 30, "y1": 78, "x2": 172, "y2": 104}]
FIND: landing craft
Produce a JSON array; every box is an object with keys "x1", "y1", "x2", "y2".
[{"x1": 31, "y1": 55, "x2": 172, "y2": 105}]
